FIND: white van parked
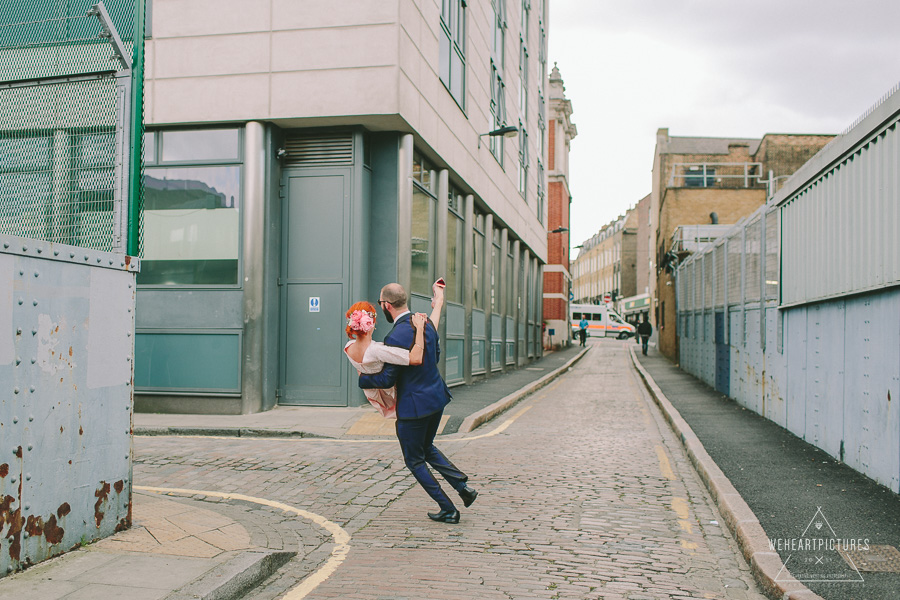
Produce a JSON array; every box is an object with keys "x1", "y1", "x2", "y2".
[{"x1": 570, "y1": 303, "x2": 636, "y2": 339}]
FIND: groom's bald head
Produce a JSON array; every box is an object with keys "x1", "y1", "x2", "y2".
[{"x1": 380, "y1": 283, "x2": 408, "y2": 309}]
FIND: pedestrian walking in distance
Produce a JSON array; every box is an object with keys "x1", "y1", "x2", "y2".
[
  {"x1": 578, "y1": 315, "x2": 588, "y2": 347},
  {"x1": 637, "y1": 315, "x2": 652, "y2": 356},
  {"x1": 359, "y1": 282, "x2": 477, "y2": 524}
]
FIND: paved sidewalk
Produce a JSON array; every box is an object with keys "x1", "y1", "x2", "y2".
[
  {"x1": 0, "y1": 491, "x2": 301, "y2": 599},
  {"x1": 634, "y1": 346, "x2": 900, "y2": 600}
]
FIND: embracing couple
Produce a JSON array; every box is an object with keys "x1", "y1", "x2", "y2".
[{"x1": 342, "y1": 281, "x2": 478, "y2": 524}]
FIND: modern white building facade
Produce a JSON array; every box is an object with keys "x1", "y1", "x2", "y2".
[{"x1": 136, "y1": 0, "x2": 551, "y2": 413}]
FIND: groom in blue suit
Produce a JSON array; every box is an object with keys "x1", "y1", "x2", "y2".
[{"x1": 359, "y1": 283, "x2": 477, "y2": 523}]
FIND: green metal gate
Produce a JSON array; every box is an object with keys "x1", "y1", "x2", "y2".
[{"x1": 0, "y1": 0, "x2": 145, "y2": 254}]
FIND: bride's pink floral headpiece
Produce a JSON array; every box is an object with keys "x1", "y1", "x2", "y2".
[{"x1": 348, "y1": 310, "x2": 376, "y2": 333}]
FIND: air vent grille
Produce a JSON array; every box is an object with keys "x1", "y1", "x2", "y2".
[{"x1": 284, "y1": 134, "x2": 353, "y2": 166}]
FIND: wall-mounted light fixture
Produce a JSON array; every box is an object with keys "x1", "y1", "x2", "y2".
[
  {"x1": 478, "y1": 125, "x2": 519, "y2": 149},
  {"x1": 549, "y1": 227, "x2": 568, "y2": 234}
]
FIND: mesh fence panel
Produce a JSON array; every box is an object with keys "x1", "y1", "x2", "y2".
[
  {"x1": 703, "y1": 252, "x2": 713, "y2": 309},
  {"x1": 745, "y1": 217, "x2": 761, "y2": 302},
  {"x1": 765, "y1": 209, "x2": 779, "y2": 300},
  {"x1": 0, "y1": 1, "x2": 141, "y2": 252},
  {"x1": 695, "y1": 256, "x2": 702, "y2": 309},
  {"x1": 728, "y1": 230, "x2": 742, "y2": 305},
  {"x1": 714, "y1": 244, "x2": 724, "y2": 307}
]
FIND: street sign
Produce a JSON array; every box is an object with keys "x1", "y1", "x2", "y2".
[{"x1": 603, "y1": 293, "x2": 611, "y2": 303}]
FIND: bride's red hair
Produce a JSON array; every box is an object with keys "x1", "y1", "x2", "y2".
[{"x1": 346, "y1": 301, "x2": 377, "y2": 339}]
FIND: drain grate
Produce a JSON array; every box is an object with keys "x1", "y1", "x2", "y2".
[{"x1": 838, "y1": 544, "x2": 900, "y2": 573}]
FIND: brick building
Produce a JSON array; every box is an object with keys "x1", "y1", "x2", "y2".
[
  {"x1": 620, "y1": 194, "x2": 652, "y2": 324},
  {"x1": 651, "y1": 129, "x2": 833, "y2": 359},
  {"x1": 543, "y1": 64, "x2": 577, "y2": 349},
  {"x1": 572, "y1": 207, "x2": 637, "y2": 306}
]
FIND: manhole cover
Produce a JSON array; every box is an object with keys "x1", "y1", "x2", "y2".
[{"x1": 838, "y1": 544, "x2": 900, "y2": 573}]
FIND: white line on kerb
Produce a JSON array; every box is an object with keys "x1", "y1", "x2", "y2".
[{"x1": 134, "y1": 486, "x2": 350, "y2": 600}]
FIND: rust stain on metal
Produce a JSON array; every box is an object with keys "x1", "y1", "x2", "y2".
[
  {"x1": 79, "y1": 426, "x2": 83, "y2": 436},
  {"x1": 68, "y1": 346, "x2": 73, "y2": 357},
  {"x1": 60, "y1": 426, "x2": 64, "y2": 434},
  {"x1": 113, "y1": 480, "x2": 124, "y2": 494},
  {"x1": 26, "y1": 514, "x2": 65, "y2": 546},
  {"x1": 0, "y1": 464, "x2": 8, "y2": 478},
  {"x1": 57, "y1": 503, "x2": 71, "y2": 518},
  {"x1": 1, "y1": 495, "x2": 23, "y2": 561},
  {"x1": 13, "y1": 446, "x2": 22, "y2": 459},
  {"x1": 94, "y1": 481, "x2": 110, "y2": 527},
  {"x1": 115, "y1": 496, "x2": 133, "y2": 533}
]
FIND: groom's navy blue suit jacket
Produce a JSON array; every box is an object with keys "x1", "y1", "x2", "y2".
[{"x1": 358, "y1": 313, "x2": 451, "y2": 419}]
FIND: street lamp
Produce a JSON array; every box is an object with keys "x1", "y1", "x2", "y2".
[
  {"x1": 549, "y1": 227, "x2": 568, "y2": 234},
  {"x1": 478, "y1": 125, "x2": 519, "y2": 149}
]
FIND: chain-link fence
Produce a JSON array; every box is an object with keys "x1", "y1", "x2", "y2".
[{"x1": 0, "y1": 1, "x2": 143, "y2": 253}]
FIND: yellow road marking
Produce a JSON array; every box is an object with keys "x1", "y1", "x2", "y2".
[
  {"x1": 135, "y1": 486, "x2": 350, "y2": 600},
  {"x1": 656, "y1": 445, "x2": 676, "y2": 481},
  {"x1": 671, "y1": 497, "x2": 694, "y2": 535}
]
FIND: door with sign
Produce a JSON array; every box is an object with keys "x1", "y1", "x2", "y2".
[{"x1": 279, "y1": 171, "x2": 350, "y2": 405}]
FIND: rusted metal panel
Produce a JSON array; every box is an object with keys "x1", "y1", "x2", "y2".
[{"x1": 0, "y1": 234, "x2": 136, "y2": 576}]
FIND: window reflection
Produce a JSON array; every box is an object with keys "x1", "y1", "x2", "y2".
[
  {"x1": 411, "y1": 185, "x2": 434, "y2": 295},
  {"x1": 140, "y1": 166, "x2": 240, "y2": 285},
  {"x1": 161, "y1": 129, "x2": 240, "y2": 163}
]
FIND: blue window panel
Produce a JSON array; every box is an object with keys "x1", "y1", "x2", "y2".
[
  {"x1": 135, "y1": 332, "x2": 240, "y2": 392},
  {"x1": 444, "y1": 338, "x2": 465, "y2": 384},
  {"x1": 472, "y1": 339, "x2": 485, "y2": 374}
]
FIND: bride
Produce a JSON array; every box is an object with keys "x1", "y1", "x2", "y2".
[{"x1": 343, "y1": 281, "x2": 445, "y2": 418}]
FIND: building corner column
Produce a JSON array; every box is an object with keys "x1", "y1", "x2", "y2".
[{"x1": 241, "y1": 121, "x2": 267, "y2": 414}]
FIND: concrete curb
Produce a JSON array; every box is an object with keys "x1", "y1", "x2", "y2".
[
  {"x1": 457, "y1": 346, "x2": 590, "y2": 434},
  {"x1": 165, "y1": 550, "x2": 295, "y2": 600},
  {"x1": 628, "y1": 347, "x2": 825, "y2": 600},
  {"x1": 134, "y1": 427, "x2": 332, "y2": 439}
]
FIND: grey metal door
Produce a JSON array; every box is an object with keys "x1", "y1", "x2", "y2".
[{"x1": 279, "y1": 172, "x2": 350, "y2": 405}]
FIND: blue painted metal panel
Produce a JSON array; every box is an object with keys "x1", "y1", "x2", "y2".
[
  {"x1": 715, "y1": 312, "x2": 730, "y2": 395},
  {"x1": 0, "y1": 235, "x2": 136, "y2": 577},
  {"x1": 134, "y1": 332, "x2": 240, "y2": 392},
  {"x1": 472, "y1": 309, "x2": 485, "y2": 338},
  {"x1": 785, "y1": 306, "x2": 808, "y2": 440},
  {"x1": 763, "y1": 306, "x2": 788, "y2": 429}
]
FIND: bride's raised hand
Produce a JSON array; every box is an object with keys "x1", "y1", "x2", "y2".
[{"x1": 411, "y1": 312, "x2": 427, "y2": 329}]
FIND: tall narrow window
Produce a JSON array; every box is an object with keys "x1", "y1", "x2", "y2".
[
  {"x1": 489, "y1": 0, "x2": 506, "y2": 163},
  {"x1": 473, "y1": 212, "x2": 485, "y2": 309},
  {"x1": 440, "y1": 0, "x2": 466, "y2": 109},
  {"x1": 518, "y1": 124, "x2": 528, "y2": 196},
  {"x1": 411, "y1": 152, "x2": 437, "y2": 295},
  {"x1": 446, "y1": 188, "x2": 465, "y2": 304},
  {"x1": 489, "y1": 63, "x2": 506, "y2": 162},
  {"x1": 491, "y1": 228, "x2": 502, "y2": 313}
]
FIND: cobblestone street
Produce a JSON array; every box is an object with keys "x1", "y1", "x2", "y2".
[{"x1": 134, "y1": 340, "x2": 768, "y2": 600}]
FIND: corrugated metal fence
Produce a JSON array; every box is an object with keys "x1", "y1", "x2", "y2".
[{"x1": 675, "y1": 83, "x2": 900, "y2": 493}]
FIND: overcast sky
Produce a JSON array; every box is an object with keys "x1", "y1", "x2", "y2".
[{"x1": 548, "y1": 0, "x2": 900, "y2": 251}]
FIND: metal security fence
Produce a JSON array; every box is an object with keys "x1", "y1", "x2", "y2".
[
  {"x1": 674, "y1": 82, "x2": 900, "y2": 493},
  {"x1": 0, "y1": 1, "x2": 144, "y2": 253},
  {"x1": 0, "y1": 0, "x2": 144, "y2": 578}
]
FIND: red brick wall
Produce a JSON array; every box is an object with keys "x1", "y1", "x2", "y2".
[
  {"x1": 542, "y1": 294, "x2": 567, "y2": 321},
  {"x1": 547, "y1": 181, "x2": 569, "y2": 265}
]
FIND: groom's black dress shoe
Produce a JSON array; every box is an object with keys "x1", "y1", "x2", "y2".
[
  {"x1": 459, "y1": 485, "x2": 478, "y2": 508},
  {"x1": 427, "y1": 509, "x2": 460, "y2": 523}
]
